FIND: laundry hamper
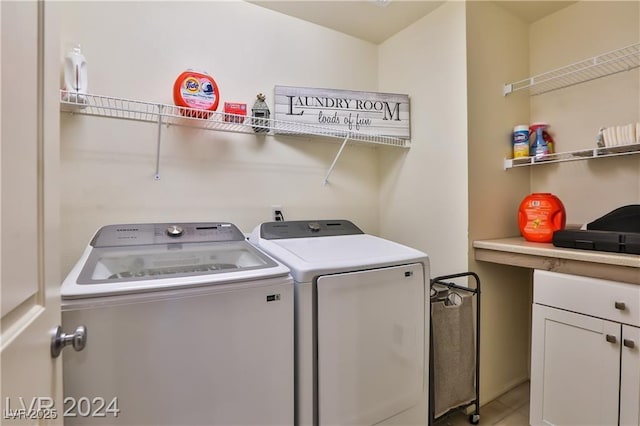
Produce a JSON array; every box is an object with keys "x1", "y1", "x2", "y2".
[{"x1": 429, "y1": 272, "x2": 481, "y2": 425}]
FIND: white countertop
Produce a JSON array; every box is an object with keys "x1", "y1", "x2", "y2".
[{"x1": 473, "y1": 237, "x2": 640, "y2": 284}]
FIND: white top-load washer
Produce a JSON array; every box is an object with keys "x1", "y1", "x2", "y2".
[
  {"x1": 250, "y1": 220, "x2": 430, "y2": 426},
  {"x1": 61, "y1": 222, "x2": 293, "y2": 426}
]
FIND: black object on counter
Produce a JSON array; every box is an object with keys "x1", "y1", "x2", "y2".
[
  {"x1": 586, "y1": 205, "x2": 640, "y2": 233},
  {"x1": 552, "y1": 229, "x2": 640, "y2": 254},
  {"x1": 553, "y1": 205, "x2": 640, "y2": 254}
]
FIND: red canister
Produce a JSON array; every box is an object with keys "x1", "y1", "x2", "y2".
[{"x1": 518, "y1": 193, "x2": 566, "y2": 243}]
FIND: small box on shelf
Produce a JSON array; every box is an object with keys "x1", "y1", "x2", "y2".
[
  {"x1": 602, "y1": 123, "x2": 640, "y2": 147},
  {"x1": 223, "y1": 102, "x2": 247, "y2": 124}
]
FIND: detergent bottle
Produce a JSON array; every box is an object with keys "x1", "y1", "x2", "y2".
[
  {"x1": 518, "y1": 193, "x2": 566, "y2": 243},
  {"x1": 532, "y1": 127, "x2": 549, "y2": 160},
  {"x1": 63, "y1": 45, "x2": 88, "y2": 104}
]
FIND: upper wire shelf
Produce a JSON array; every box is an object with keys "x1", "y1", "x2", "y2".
[
  {"x1": 60, "y1": 91, "x2": 410, "y2": 148},
  {"x1": 503, "y1": 43, "x2": 640, "y2": 96},
  {"x1": 504, "y1": 143, "x2": 640, "y2": 169}
]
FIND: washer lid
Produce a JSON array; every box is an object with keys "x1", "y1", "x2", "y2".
[
  {"x1": 62, "y1": 222, "x2": 292, "y2": 299},
  {"x1": 78, "y1": 240, "x2": 279, "y2": 285}
]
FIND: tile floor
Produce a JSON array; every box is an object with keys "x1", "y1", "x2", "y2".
[{"x1": 434, "y1": 381, "x2": 530, "y2": 426}]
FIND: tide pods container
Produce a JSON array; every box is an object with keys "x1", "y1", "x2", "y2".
[
  {"x1": 518, "y1": 193, "x2": 566, "y2": 243},
  {"x1": 173, "y1": 70, "x2": 220, "y2": 118}
]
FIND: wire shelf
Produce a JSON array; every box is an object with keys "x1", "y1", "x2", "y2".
[
  {"x1": 503, "y1": 43, "x2": 640, "y2": 96},
  {"x1": 60, "y1": 91, "x2": 410, "y2": 148},
  {"x1": 504, "y1": 143, "x2": 640, "y2": 169}
]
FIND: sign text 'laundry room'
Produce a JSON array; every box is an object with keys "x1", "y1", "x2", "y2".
[{"x1": 274, "y1": 86, "x2": 410, "y2": 139}]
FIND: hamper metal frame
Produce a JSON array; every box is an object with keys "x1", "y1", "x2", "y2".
[{"x1": 429, "y1": 272, "x2": 481, "y2": 425}]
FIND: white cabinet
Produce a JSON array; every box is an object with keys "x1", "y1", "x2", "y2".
[
  {"x1": 531, "y1": 304, "x2": 622, "y2": 425},
  {"x1": 531, "y1": 270, "x2": 640, "y2": 426},
  {"x1": 621, "y1": 325, "x2": 640, "y2": 425}
]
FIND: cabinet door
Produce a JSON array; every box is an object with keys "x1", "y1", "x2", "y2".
[
  {"x1": 530, "y1": 304, "x2": 620, "y2": 426},
  {"x1": 620, "y1": 325, "x2": 640, "y2": 426}
]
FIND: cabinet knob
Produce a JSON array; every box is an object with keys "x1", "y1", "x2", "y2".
[
  {"x1": 606, "y1": 334, "x2": 617, "y2": 344},
  {"x1": 615, "y1": 301, "x2": 626, "y2": 310},
  {"x1": 623, "y1": 339, "x2": 635, "y2": 349}
]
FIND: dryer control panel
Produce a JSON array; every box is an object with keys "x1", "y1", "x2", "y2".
[
  {"x1": 260, "y1": 220, "x2": 363, "y2": 240},
  {"x1": 90, "y1": 222, "x2": 246, "y2": 247}
]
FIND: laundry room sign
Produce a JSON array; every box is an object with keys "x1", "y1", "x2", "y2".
[{"x1": 273, "y1": 85, "x2": 410, "y2": 139}]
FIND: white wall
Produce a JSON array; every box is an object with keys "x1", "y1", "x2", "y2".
[
  {"x1": 464, "y1": 0, "x2": 640, "y2": 404},
  {"x1": 466, "y1": 1, "x2": 533, "y2": 404},
  {"x1": 58, "y1": 1, "x2": 383, "y2": 274},
  {"x1": 529, "y1": 1, "x2": 640, "y2": 226},
  {"x1": 377, "y1": 1, "x2": 469, "y2": 278},
  {"x1": 376, "y1": 0, "x2": 534, "y2": 404}
]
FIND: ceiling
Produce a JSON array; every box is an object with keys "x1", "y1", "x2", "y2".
[
  {"x1": 249, "y1": 1, "x2": 576, "y2": 44},
  {"x1": 494, "y1": 1, "x2": 576, "y2": 24}
]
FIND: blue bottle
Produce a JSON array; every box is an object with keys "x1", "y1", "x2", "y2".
[{"x1": 533, "y1": 127, "x2": 549, "y2": 159}]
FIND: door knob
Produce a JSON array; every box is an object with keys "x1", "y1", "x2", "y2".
[
  {"x1": 623, "y1": 339, "x2": 636, "y2": 349},
  {"x1": 51, "y1": 325, "x2": 87, "y2": 358},
  {"x1": 605, "y1": 334, "x2": 617, "y2": 344}
]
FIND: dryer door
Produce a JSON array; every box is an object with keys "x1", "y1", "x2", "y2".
[{"x1": 316, "y1": 263, "x2": 426, "y2": 425}]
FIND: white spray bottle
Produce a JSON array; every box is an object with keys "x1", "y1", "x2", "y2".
[{"x1": 63, "y1": 45, "x2": 88, "y2": 105}]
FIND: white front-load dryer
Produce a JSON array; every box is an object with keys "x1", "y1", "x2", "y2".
[
  {"x1": 250, "y1": 220, "x2": 430, "y2": 426},
  {"x1": 61, "y1": 222, "x2": 293, "y2": 425}
]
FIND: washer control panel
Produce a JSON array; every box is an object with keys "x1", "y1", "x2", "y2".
[
  {"x1": 260, "y1": 220, "x2": 363, "y2": 240},
  {"x1": 90, "y1": 222, "x2": 245, "y2": 247}
]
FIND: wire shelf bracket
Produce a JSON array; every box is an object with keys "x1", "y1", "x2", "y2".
[
  {"x1": 503, "y1": 43, "x2": 640, "y2": 96},
  {"x1": 154, "y1": 105, "x2": 164, "y2": 180},
  {"x1": 60, "y1": 91, "x2": 410, "y2": 183},
  {"x1": 323, "y1": 134, "x2": 350, "y2": 186}
]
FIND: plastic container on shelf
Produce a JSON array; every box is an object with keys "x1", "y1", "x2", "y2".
[
  {"x1": 531, "y1": 127, "x2": 550, "y2": 159},
  {"x1": 62, "y1": 45, "x2": 88, "y2": 104},
  {"x1": 529, "y1": 122, "x2": 554, "y2": 155},
  {"x1": 173, "y1": 70, "x2": 220, "y2": 118},
  {"x1": 518, "y1": 193, "x2": 566, "y2": 243},
  {"x1": 513, "y1": 125, "x2": 530, "y2": 158}
]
